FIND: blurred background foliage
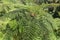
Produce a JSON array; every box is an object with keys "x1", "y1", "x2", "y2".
[{"x1": 0, "y1": 0, "x2": 60, "y2": 40}]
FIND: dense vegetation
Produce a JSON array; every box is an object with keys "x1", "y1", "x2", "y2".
[{"x1": 0, "y1": 0, "x2": 60, "y2": 40}]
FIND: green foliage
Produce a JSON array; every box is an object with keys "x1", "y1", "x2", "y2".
[{"x1": 0, "y1": 0, "x2": 60, "y2": 40}]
